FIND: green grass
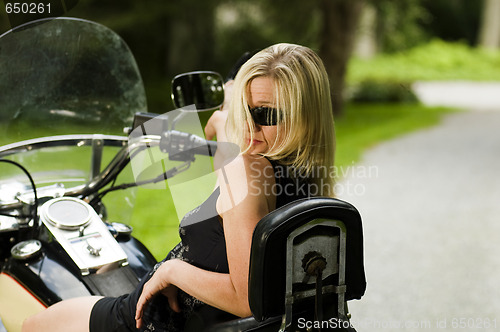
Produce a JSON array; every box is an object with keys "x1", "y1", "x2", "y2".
[
  {"x1": 128, "y1": 187, "x2": 180, "y2": 259},
  {"x1": 348, "y1": 39, "x2": 500, "y2": 83},
  {"x1": 126, "y1": 173, "x2": 217, "y2": 260},
  {"x1": 335, "y1": 103, "x2": 456, "y2": 168}
]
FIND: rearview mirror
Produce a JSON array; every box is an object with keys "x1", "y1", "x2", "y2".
[{"x1": 171, "y1": 71, "x2": 224, "y2": 111}]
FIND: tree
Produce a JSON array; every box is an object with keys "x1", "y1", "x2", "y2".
[
  {"x1": 478, "y1": 0, "x2": 500, "y2": 49},
  {"x1": 319, "y1": 0, "x2": 364, "y2": 116},
  {"x1": 420, "y1": 0, "x2": 482, "y2": 45},
  {"x1": 216, "y1": 0, "x2": 364, "y2": 117}
]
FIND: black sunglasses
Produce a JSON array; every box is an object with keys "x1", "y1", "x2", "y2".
[{"x1": 249, "y1": 106, "x2": 280, "y2": 126}]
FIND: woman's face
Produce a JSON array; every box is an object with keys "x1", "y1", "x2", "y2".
[{"x1": 246, "y1": 76, "x2": 280, "y2": 155}]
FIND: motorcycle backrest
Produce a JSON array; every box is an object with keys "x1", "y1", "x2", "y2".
[{"x1": 248, "y1": 197, "x2": 366, "y2": 322}]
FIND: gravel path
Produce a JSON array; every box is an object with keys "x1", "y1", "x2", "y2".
[{"x1": 337, "y1": 89, "x2": 500, "y2": 331}]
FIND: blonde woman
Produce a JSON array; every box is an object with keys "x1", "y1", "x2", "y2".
[{"x1": 22, "y1": 43, "x2": 336, "y2": 332}]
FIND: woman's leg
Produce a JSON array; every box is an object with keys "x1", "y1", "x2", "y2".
[{"x1": 22, "y1": 296, "x2": 103, "y2": 332}]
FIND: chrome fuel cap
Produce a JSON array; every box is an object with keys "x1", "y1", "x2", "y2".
[
  {"x1": 45, "y1": 197, "x2": 91, "y2": 231},
  {"x1": 11, "y1": 240, "x2": 42, "y2": 260}
]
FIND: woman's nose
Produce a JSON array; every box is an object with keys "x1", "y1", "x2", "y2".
[
  {"x1": 245, "y1": 122, "x2": 262, "y2": 134},
  {"x1": 253, "y1": 123, "x2": 262, "y2": 132}
]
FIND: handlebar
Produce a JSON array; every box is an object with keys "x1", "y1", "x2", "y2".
[
  {"x1": 160, "y1": 130, "x2": 217, "y2": 158},
  {"x1": 0, "y1": 131, "x2": 219, "y2": 212}
]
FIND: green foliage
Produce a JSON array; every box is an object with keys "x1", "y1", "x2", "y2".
[
  {"x1": 348, "y1": 39, "x2": 500, "y2": 83},
  {"x1": 348, "y1": 80, "x2": 418, "y2": 103},
  {"x1": 347, "y1": 38, "x2": 500, "y2": 103},
  {"x1": 335, "y1": 103, "x2": 456, "y2": 170},
  {"x1": 370, "y1": 0, "x2": 431, "y2": 52},
  {"x1": 213, "y1": 0, "x2": 322, "y2": 75},
  {"x1": 420, "y1": 0, "x2": 482, "y2": 45}
]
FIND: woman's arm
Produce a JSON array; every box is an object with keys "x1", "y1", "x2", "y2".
[
  {"x1": 204, "y1": 80, "x2": 233, "y2": 143},
  {"x1": 135, "y1": 154, "x2": 276, "y2": 328}
]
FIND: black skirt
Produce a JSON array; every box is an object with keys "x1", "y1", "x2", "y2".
[{"x1": 89, "y1": 247, "x2": 205, "y2": 332}]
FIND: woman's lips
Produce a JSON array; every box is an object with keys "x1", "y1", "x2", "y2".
[{"x1": 247, "y1": 139, "x2": 263, "y2": 145}]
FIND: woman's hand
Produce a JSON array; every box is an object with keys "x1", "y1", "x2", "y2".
[
  {"x1": 135, "y1": 261, "x2": 180, "y2": 329},
  {"x1": 204, "y1": 109, "x2": 228, "y2": 141},
  {"x1": 204, "y1": 80, "x2": 233, "y2": 141}
]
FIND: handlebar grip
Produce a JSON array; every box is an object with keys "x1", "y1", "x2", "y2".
[
  {"x1": 161, "y1": 130, "x2": 217, "y2": 158},
  {"x1": 190, "y1": 140, "x2": 217, "y2": 156}
]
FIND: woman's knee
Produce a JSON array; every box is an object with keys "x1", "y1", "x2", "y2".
[
  {"x1": 22, "y1": 311, "x2": 48, "y2": 332},
  {"x1": 21, "y1": 314, "x2": 36, "y2": 332},
  {"x1": 22, "y1": 296, "x2": 103, "y2": 332}
]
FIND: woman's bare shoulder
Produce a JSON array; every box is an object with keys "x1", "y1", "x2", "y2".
[
  {"x1": 216, "y1": 154, "x2": 276, "y2": 216},
  {"x1": 219, "y1": 154, "x2": 274, "y2": 180},
  {"x1": 243, "y1": 154, "x2": 274, "y2": 177}
]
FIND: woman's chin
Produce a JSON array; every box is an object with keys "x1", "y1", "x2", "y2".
[{"x1": 247, "y1": 144, "x2": 267, "y2": 155}]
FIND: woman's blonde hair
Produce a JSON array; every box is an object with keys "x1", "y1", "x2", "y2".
[{"x1": 226, "y1": 43, "x2": 336, "y2": 197}]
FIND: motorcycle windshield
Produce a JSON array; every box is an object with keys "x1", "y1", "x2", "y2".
[
  {"x1": 0, "y1": 18, "x2": 146, "y2": 223},
  {"x1": 0, "y1": 17, "x2": 146, "y2": 144}
]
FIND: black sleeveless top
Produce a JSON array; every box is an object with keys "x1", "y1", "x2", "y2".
[
  {"x1": 142, "y1": 158, "x2": 311, "y2": 331},
  {"x1": 174, "y1": 158, "x2": 309, "y2": 274}
]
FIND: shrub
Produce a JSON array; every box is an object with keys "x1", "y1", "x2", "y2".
[
  {"x1": 348, "y1": 39, "x2": 500, "y2": 83},
  {"x1": 347, "y1": 80, "x2": 419, "y2": 103}
]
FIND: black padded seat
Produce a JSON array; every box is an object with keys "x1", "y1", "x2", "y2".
[{"x1": 184, "y1": 197, "x2": 366, "y2": 331}]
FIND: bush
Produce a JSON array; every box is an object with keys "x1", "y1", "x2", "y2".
[
  {"x1": 348, "y1": 39, "x2": 500, "y2": 83},
  {"x1": 348, "y1": 80, "x2": 419, "y2": 103}
]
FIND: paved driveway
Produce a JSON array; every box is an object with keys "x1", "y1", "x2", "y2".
[{"x1": 338, "y1": 86, "x2": 500, "y2": 331}]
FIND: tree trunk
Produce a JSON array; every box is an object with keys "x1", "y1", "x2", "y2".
[
  {"x1": 319, "y1": 0, "x2": 364, "y2": 117},
  {"x1": 478, "y1": 0, "x2": 500, "y2": 49},
  {"x1": 353, "y1": 2, "x2": 377, "y2": 59},
  {"x1": 167, "y1": 1, "x2": 217, "y2": 74}
]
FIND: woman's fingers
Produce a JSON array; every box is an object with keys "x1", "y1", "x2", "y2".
[
  {"x1": 135, "y1": 286, "x2": 181, "y2": 328},
  {"x1": 135, "y1": 266, "x2": 181, "y2": 328},
  {"x1": 135, "y1": 273, "x2": 163, "y2": 329},
  {"x1": 135, "y1": 282, "x2": 154, "y2": 329},
  {"x1": 134, "y1": 294, "x2": 146, "y2": 328}
]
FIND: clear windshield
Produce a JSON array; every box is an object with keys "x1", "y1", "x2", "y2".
[
  {"x1": 0, "y1": 17, "x2": 147, "y2": 145},
  {"x1": 0, "y1": 18, "x2": 237, "y2": 239},
  {"x1": 0, "y1": 18, "x2": 146, "y2": 223}
]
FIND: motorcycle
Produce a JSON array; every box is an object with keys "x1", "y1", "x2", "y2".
[{"x1": 0, "y1": 17, "x2": 365, "y2": 332}]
